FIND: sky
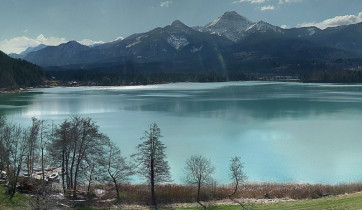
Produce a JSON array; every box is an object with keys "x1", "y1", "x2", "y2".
[{"x1": 0, "y1": 0, "x2": 362, "y2": 54}]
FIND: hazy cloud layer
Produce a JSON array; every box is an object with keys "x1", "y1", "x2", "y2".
[
  {"x1": 300, "y1": 12, "x2": 362, "y2": 29},
  {"x1": 160, "y1": 1, "x2": 172, "y2": 7},
  {"x1": 0, "y1": 34, "x2": 67, "y2": 54},
  {"x1": 233, "y1": 0, "x2": 302, "y2": 11},
  {"x1": 0, "y1": 34, "x2": 111, "y2": 54},
  {"x1": 261, "y1": 5, "x2": 275, "y2": 11},
  {"x1": 78, "y1": 39, "x2": 105, "y2": 46},
  {"x1": 233, "y1": 0, "x2": 267, "y2": 3},
  {"x1": 278, "y1": 0, "x2": 302, "y2": 4},
  {"x1": 233, "y1": 0, "x2": 302, "y2": 3}
]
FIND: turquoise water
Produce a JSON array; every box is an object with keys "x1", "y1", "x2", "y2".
[{"x1": 2, "y1": 81, "x2": 362, "y2": 184}]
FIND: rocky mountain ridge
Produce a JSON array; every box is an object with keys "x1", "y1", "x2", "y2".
[{"x1": 19, "y1": 11, "x2": 362, "y2": 74}]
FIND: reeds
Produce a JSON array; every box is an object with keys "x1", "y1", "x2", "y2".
[{"x1": 89, "y1": 182, "x2": 362, "y2": 205}]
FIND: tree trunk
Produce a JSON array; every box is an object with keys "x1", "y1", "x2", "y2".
[
  {"x1": 87, "y1": 164, "x2": 94, "y2": 193},
  {"x1": 73, "y1": 126, "x2": 87, "y2": 198},
  {"x1": 73, "y1": 147, "x2": 85, "y2": 198},
  {"x1": 11, "y1": 159, "x2": 23, "y2": 199},
  {"x1": 65, "y1": 153, "x2": 70, "y2": 190},
  {"x1": 41, "y1": 147, "x2": 45, "y2": 180},
  {"x1": 26, "y1": 156, "x2": 30, "y2": 177},
  {"x1": 107, "y1": 167, "x2": 121, "y2": 202},
  {"x1": 229, "y1": 179, "x2": 238, "y2": 198},
  {"x1": 150, "y1": 158, "x2": 157, "y2": 209},
  {"x1": 61, "y1": 151, "x2": 66, "y2": 194},
  {"x1": 112, "y1": 176, "x2": 120, "y2": 202},
  {"x1": 229, "y1": 179, "x2": 245, "y2": 209},
  {"x1": 197, "y1": 180, "x2": 206, "y2": 209},
  {"x1": 70, "y1": 152, "x2": 75, "y2": 190},
  {"x1": 197, "y1": 181, "x2": 201, "y2": 203},
  {"x1": 73, "y1": 165, "x2": 79, "y2": 198}
]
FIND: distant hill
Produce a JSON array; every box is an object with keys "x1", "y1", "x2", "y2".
[
  {"x1": 24, "y1": 41, "x2": 93, "y2": 67},
  {"x1": 0, "y1": 51, "x2": 44, "y2": 89},
  {"x1": 9, "y1": 44, "x2": 47, "y2": 59}
]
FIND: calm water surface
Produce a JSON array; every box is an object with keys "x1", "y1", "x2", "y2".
[{"x1": 1, "y1": 81, "x2": 362, "y2": 184}]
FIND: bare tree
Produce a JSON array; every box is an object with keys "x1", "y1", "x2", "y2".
[
  {"x1": 38, "y1": 120, "x2": 50, "y2": 181},
  {"x1": 106, "y1": 141, "x2": 134, "y2": 202},
  {"x1": 48, "y1": 116, "x2": 110, "y2": 198},
  {"x1": 26, "y1": 117, "x2": 41, "y2": 177},
  {"x1": 0, "y1": 116, "x2": 8, "y2": 173},
  {"x1": 81, "y1": 138, "x2": 109, "y2": 196},
  {"x1": 133, "y1": 123, "x2": 171, "y2": 209},
  {"x1": 48, "y1": 119, "x2": 72, "y2": 194},
  {"x1": 5, "y1": 124, "x2": 27, "y2": 198},
  {"x1": 229, "y1": 156, "x2": 246, "y2": 208},
  {"x1": 184, "y1": 155, "x2": 215, "y2": 209},
  {"x1": 81, "y1": 154, "x2": 105, "y2": 196}
]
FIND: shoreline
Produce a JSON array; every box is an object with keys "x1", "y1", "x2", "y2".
[
  {"x1": 0, "y1": 77, "x2": 301, "y2": 94},
  {"x1": 2, "y1": 79, "x2": 362, "y2": 95}
]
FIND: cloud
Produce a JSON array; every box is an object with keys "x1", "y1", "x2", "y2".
[
  {"x1": 160, "y1": 1, "x2": 172, "y2": 7},
  {"x1": 299, "y1": 12, "x2": 362, "y2": 29},
  {"x1": 0, "y1": 34, "x2": 67, "y2": 54},
  {"x1": 261, "y1": 5, "x2": 275, "y2": 11},
  {"x1": 0, "y1": 34, "x2": 111, "y2": 54},
  {"x1": 233, "y1": 0, "x2": 267, "y2": 4},
  {"x1": 114, "y1": 36, "x2": 124, "y2": 41},
  {"x1": 78, "y1": 39, "x2": 105, "y2": 46},
  {"x1": 280, "y1": 25, "x2": 288, "y2": 29},
  {"x1": 278, "y1": 0, "x2": 302, "y2": 4}
]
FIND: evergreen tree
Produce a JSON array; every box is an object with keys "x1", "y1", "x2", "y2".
[{"x1": 133, "y1": 123, "x2": 171, "y2": 209}]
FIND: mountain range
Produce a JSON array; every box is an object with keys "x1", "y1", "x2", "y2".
[{"x1": 17, "y1": 11, "x2": 362, "y2": 74}]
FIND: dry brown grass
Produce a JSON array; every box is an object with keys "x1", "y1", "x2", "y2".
[{"x1": 87, "y1": 182, "x2": 362, "y2": 205}]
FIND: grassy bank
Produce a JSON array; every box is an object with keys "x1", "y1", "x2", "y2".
[
  {"x1": 0, "y1": 185, "x2": 30, "y2": 209},
  {"x1": 172, "y1": 192, "x2": 362, "y2": 209}
]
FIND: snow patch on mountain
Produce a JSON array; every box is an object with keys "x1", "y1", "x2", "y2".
[
  {"x1": 308, "y1": 28, "x2": 316, "y2": 36},
  {"x1": 246, "y1": 21, "x2": 282, "y2": 33},
  {"x1": 126, "y1": 40, "x2": 141, "y2": 48},
  {"x1": 126, "y1": 35, "x2": 149, "y2": 48},
  {"x1": 190, "y1": 45, "x2": 203, "y2": 53},
  {"x1": 167, "y1": 35, "x2": 189, "y2": 50}
]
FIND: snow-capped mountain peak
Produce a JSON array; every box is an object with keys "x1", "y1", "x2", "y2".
[
  {"x1": 204, "y1": 11, "x2": 252, "y2": 30},
  {"x1": 206, "y1": 11, "x2": 252, "y2": 28},
  {"x1": 198, "y1": 11, "x2": 254, "y2": 41}
]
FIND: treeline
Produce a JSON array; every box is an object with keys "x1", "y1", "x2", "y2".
[
  {"x1": 0, "y1": 51, "x2": 45, "y2": 89},
  {"x1": 0, "y1": 116, "x2": 245, "y2": 209},
  {"x1": 46, "y1": 70, "x2": 248, "y2": 86},
  {"x1": 300, "y1": 70, "x2": 362, "y2": 83}
]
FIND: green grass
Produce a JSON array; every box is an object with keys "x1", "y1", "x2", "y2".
[
  {"x1": 172, "y1": 192, "x2": 362, "y2": 210},
  {"x1": 252, "y1": 193, "x2": 362, "y2": 210},
  {"x1": 0, "y1": 185, "x2": 30, "y2": 209}
]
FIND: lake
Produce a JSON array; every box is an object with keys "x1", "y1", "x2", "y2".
[{"x1": 1, "y1": 81, "x2": 362, "y2": 184}]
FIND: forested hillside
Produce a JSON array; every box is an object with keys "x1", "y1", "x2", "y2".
[{"x1": 0, "y1": 51, "x2": 44, "y2": 89}]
